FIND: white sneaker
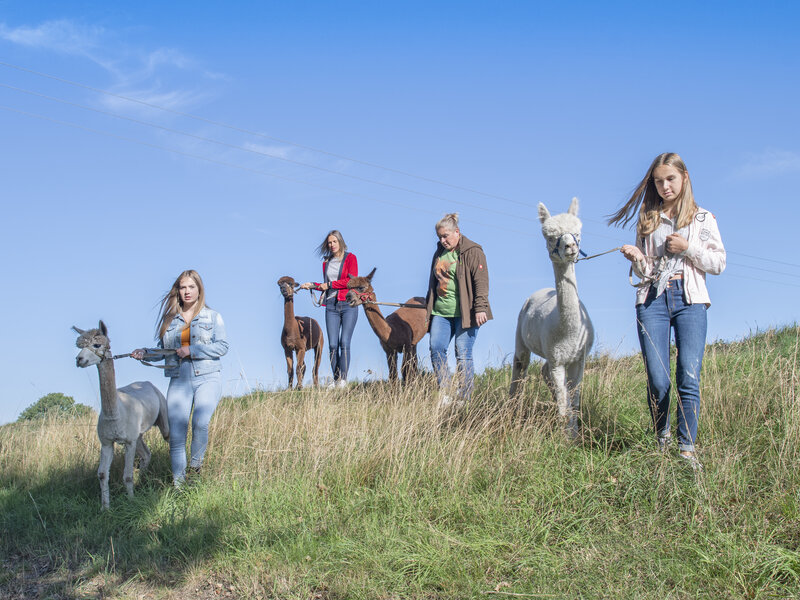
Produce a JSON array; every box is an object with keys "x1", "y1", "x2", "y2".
[
  {"x1": 326, "y1": 381, "x2": 336, "y2": 390},
  {"x1": 336, "y1": 379, "x2": 348, "y2": 389},
  {"x1": 438, "y1": 393, "x2": 453, "y2": 408}
]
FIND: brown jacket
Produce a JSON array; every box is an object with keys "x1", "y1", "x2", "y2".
[{"x1": 425, "y1": 234, "x2": 493, "y2": 329}]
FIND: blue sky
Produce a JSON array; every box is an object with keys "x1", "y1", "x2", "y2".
[{"x1": 1, "y1": 1, "x2": 798, "y2": 424}]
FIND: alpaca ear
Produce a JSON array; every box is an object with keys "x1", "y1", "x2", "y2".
[
  {"x1": 538, "y1": 203, "x2": 551, "y2": 224},
  {"x1": 72, "y1": 326, "x2": 86, "y2": 335},
  {"x1": 366, "y1": 267, "x2": 376, "y2": 282},
  {"x1": 569, "y1": 197, "x2": 579, "y2": 216},
  {"x1": 99, "y1": 320, "x2": 108, "y2": 336}
]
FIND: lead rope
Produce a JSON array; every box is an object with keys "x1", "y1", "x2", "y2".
[{"x1": 573, "y1": 244, "x2": 658, "y2": 288}]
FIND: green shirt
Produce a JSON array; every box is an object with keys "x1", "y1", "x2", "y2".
[{"x1": 432, "y1": 248, "x2": 460, "y2": 317}]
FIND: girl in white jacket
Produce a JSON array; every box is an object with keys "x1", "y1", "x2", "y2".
[{"x1": 608, "y1": 153, "x2": 726, "y2": 470}]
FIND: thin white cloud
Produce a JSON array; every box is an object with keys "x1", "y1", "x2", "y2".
[
  {"x1": 0, "y1": 19, "x2": 222, "y2": 113},
  {"x1": 243, "y1": 142, "x2": 295, "y2": 160},
  {"x1": 735, "y1": 150, "x2": 800, "y2": 179},
  {"x1": 0, "y1": 19, "x2": 102, "y2": 55}
]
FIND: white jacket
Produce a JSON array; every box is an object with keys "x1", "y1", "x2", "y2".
[{"x1": 632, "y1": 207, "x2": 726, "y2": 306}]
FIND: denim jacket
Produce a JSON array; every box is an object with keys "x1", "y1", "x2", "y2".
[{"x1": 146, "y1": 307, "x2": 229, "y2": 377}]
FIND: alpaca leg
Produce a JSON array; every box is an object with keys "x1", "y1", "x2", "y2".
[
  {"x1": 97, "y1": 442, "x2": 114, "y2": 510},
  {"x1": 548, "y1": 364, "x2": 569, "y2": 417},
  {"x1": 123, "y1": 441, "x2": 137, "y2": 498},
  {"x1": 401, "y1": 344, "x2": 418, "y2": 384},
  {"x1": 566, "y1": 359, "x2": 586, "y2": 415},
  {"x1": 312, "y1": 341, "x2": 323, "y2": 387},
  {"x1": 509, "y1": 348, "x2": 531, "y2": 399},
  {"x1": 296, "y1": 348, "x2": 307, "y2": 390},
  {"x1": 136, "y1": 435, "x2": 152, "y2": 472},
  {"x1": 284, "y1": 349, "x2": 294, "y2": 389},
  {"x1": 550, "y1": 363, "x2": 578, "y2": 439},
  {"x1": 387, "y1": 351, "x2": 398, "y2": 382},
  {"x1": 541, "y1": 361, "x2": 552, "y2": 388}
]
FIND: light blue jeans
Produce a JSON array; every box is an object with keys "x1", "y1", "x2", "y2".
[
  {"x1": 636, "y1": 279, "x2": 707, "y2": 452},
  {"x1": 167, "y1": 359, "x2": 222, "y2": 484},
  {"x1": 429, "y1": 314, "x2": 478, "y2": 401}
]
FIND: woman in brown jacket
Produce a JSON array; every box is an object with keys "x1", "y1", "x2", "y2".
[{"x1": 425, "y1": 213, "x2": 492, "y2": 406}]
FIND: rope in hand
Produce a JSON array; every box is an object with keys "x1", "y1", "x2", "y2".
[
  {"x1": 112, "y1": 348, "x2": 177, "y2": 369},
  {"x1": 306, "y1": 287, "x2": 425, "y2": 309},
  {"x1": 574, "y1": 245, "x2": 654, "y2": 288}
]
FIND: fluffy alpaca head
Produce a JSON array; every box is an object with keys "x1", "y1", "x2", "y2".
[
  {"x1": 277, "y1": 276, "x2": 299, "y2": 299},
  {"x1": 538, "y1": 197, "x2": 583, "y2": 263},
  {"x1": 73, "y1": 320, "x2": 111, "y2": 367},
  {"x1": 345, "y1": 267, "x2": 377, "y2": 306}
]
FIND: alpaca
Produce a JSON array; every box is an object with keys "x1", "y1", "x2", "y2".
[
  {"x1": 510, "y1": 198, "x2": 594, "y2": 437},
  {"x1": 345, "y1": 268, "x2": 427, "y2": 382},
  {"x1": 277, "y1": 276, "x2": 324, "y2": 389},
  {"x1": 73, "y1": 320, "x2": 170, "y2": 510}
]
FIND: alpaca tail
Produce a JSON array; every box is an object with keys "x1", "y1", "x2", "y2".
[{"x1": 155, "y1": 387, "x2": 170, "y2": 442}]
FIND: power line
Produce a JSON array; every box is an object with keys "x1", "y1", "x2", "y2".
[
  {"x1": 3, "y1": 103, "x2": 795, "y2": 290},
  {"x1": 726, "y1": 250, "x2": 800, "y2": 269},
  {"x1": 2, "y1": 62, "x2": 797, "y2": 275},
  {"x1": 0, "y1": 103, "x2": 540, "y2": 237},
  {"x1": 0, "y1": 81, "x2": 543, "y2": 224},
  {"x1": 0, "y1": 59, "x2": 538, "y2": 209}
]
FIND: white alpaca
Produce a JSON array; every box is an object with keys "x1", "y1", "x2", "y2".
[
  {"x1": 510, "y1": 198, "x2": 594, "y2": 437},
  {"x1": 74, "y1": 321, "x2": 169, "y2": 510}
]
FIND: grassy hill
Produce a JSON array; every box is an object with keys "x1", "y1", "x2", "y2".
[{"x1": 1, "y1": 326, "x2": 799, "y2": 599}]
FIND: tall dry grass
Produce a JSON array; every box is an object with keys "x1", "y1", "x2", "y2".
[{"x1": 1, "y1": 325, "x2": 799, "y2": 599}]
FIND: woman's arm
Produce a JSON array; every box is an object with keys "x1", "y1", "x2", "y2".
[
  {"x1": 621, "y1": 240, "x2": 654, "y2": 279},
  {"x1": 470, "y1": 248, "x2": 490, "y2": 325},
  {"x1": 684, "y1": 212, "x2": 726, "y2": 275}
]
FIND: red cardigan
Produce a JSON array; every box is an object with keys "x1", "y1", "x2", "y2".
[{"x1": 313, "y1": 252, "x2": 358, "y2": 303}]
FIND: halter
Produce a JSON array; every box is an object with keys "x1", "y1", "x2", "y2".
[
  {"x1": 550, "y1": 233, "x2": 586, "y2": 263},
  {"x1": 77, "y1": 337, "x2": 113, "y2": 362},
  {"x1": 352, "y1": 290, "x2": 377, "y2": 305}
]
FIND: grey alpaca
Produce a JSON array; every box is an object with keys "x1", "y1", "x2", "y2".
[{"x1": 74, "y1": 321, "x2": 169, "y2": 510}]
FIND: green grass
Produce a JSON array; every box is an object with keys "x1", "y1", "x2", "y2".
[{"x1": 1, "y1": 325, "x2": 799, "y2": 599}]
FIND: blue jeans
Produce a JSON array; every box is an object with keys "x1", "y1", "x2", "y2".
[
  {"x1": 325, "y1": 299, "x2": 358, "y2": 381},
  {"x1": 636, "y1": 279, "x2": 707, "y2": 452},
  {"x1": 167, "y1": 360, "x2": 223, "y2": 484},
  {"x1": 429, "y1": 315, "x2": 478, "y2": 401}
]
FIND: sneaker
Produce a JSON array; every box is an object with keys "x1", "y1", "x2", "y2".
[
  {"x1": 326, "y1": 381, "x2": 336, "y2": 390},
  {"x1": 679, "y1": 452, "x2": 703, "y2": 472},
  {"x1": 657, "y1": 436, "x2": 672, "y2": 453},
  {"x1": 336, "y1": 379, "x2": 348, "y2": 389}
]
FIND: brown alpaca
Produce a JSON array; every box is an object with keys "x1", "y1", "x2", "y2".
[
  {"x1": 277, "y1": 276, "x2": 324, "y2": 389},
  {"x1": 345, "y1": 268, "x2": 427, "y2": 382}
]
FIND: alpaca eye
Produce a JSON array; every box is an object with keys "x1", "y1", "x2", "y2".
[{"x1": 93, "y1": 344, "x2": 101, "y2": 349}]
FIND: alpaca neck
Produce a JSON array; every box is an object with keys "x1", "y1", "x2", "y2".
[
  {"x1": 553, "y1": 261, "x2": 581, "y2": 329},
  {"x1": 363, "y1": 303, "x2": 392, "y2": 343},
  {"x1": 97, "y1": 358, "x2": 119, "y2": 418},
  {"x1": 283, "y1": 297, "x2": 300, "y2": 334}
]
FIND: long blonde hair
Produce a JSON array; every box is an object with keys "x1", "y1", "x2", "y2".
[
  {"x1": 607, "y1": 153, "x2": 697, "y2": 237},
  {"x1": 155, "y1": 269, "x2": 207, "y2": 340}
]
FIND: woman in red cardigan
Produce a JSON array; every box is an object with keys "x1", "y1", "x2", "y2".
[{"x1": 300, "y1": 230, "x2": 358, "y2": 388}]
